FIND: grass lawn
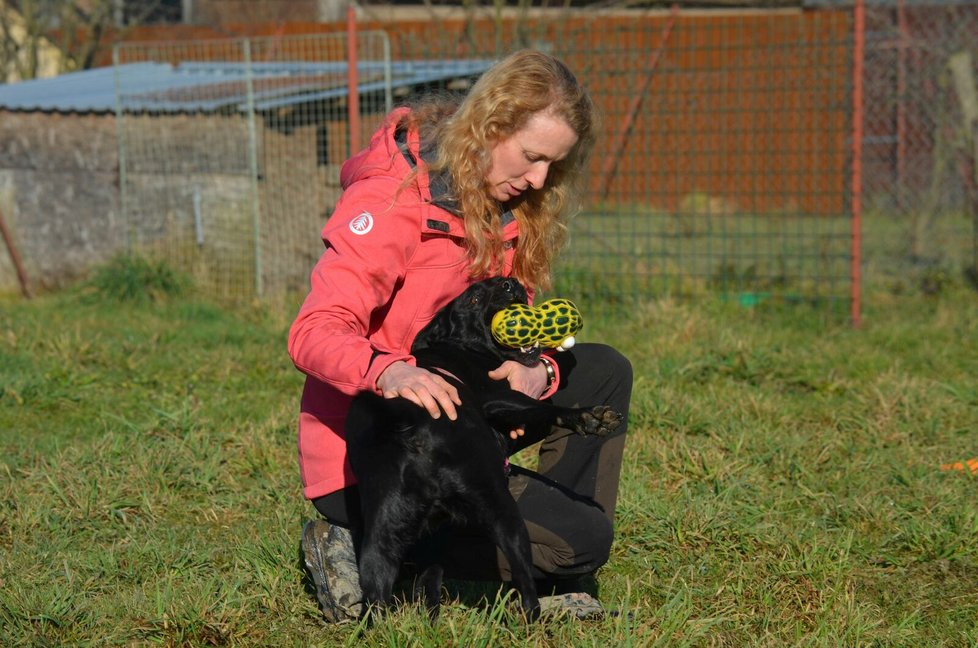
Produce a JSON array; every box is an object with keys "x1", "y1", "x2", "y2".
[{"x1": 2, "y1": 264, "x2": 977, "y2": 646}]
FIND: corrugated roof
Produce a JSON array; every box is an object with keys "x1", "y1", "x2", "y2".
[{"x1": 0, "y1": 59, "x2": 493, "y2": 114}]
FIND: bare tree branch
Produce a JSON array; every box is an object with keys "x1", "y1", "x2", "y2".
[{"x1": 1, "y1": 0, "x2": 170, "y2": 81}]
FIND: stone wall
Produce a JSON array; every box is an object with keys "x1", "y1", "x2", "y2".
[
  {"x1": 0, "y1": 112, "x2": 123, "y2": 293},
  {"x1": 0, "y1": 108, "x2": 354, "y2": 296}
]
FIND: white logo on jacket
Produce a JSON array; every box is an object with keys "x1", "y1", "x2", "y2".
[{"x1": 349, "y1": 212, "x2": 374, "y2": 235}]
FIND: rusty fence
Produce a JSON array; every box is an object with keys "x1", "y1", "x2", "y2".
[
  {"x1": 544, "y1": 8, "x2": 858, "y2": 318},
  {"x1": 99, "y1": 2, "x2": 978, "y2": 321}
]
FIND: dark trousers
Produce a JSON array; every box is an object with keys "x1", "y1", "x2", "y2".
[{"x1": 312, "y1": 343, "x2": 632, "y2": 581}]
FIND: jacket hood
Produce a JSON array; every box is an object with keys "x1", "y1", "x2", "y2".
[
  {"x1": 339, "y1": 107, "x2": 422, "y2": 195},
  {"x1": 338, "y1": 107, "x2": 517, "y2": 240}
]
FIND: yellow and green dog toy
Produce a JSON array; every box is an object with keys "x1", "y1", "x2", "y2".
[{"x1": 491, "y1": 299, "x2": 583, "y2": 352}]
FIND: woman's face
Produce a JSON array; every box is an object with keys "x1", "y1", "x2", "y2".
[{"x1": 486, "y1": 111, "x2": 579, "y2": 203}]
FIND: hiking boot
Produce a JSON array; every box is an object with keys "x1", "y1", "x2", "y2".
[
  {"x1": 301, "y1": 519, "x2": 364, "y2": 622},
  {"x1": 538, "y1": 591, "x2": 606, "y2": 620}
]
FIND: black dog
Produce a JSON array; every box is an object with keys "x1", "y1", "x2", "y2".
[{"x1": 345, "y1": 277, "x2": 623, "y2": 621}]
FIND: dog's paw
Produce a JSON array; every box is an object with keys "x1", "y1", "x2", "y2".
[{"x1": 562, "y1": 406, "x2": 623, "y2": 436}]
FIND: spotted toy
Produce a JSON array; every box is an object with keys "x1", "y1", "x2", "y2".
[{"x1": 491, "y1": 298, "x2": 583, "y2": 352}]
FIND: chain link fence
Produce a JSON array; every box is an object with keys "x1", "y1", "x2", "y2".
[{"x1": 105, "y1": 2, "x2": 978, "y2": 314}]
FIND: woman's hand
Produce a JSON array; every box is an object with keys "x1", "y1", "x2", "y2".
[
  {"x1": 488, "y1": 360, "x2": 551, "y2": 439},
  {"x1": 377, "y1": 361, "x2": 461, "y2": 420}
]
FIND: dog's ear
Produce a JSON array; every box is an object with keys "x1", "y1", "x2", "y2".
[
  {"x1": 412, "y1": 283, "x2": 495, "y2": 352},
  {"x1": 411, "y1": 308, "x2": 450, "y2": 351},
  {"x1": 411, "y1": 288, "x2": 471, "y2": 351}
]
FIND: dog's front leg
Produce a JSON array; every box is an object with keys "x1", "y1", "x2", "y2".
[
  {"x1": 410, "y1": 527, "x2": 450, "y2": 620},
  {"x1": 483, "y1": 394, "x2": 623, "y2": 437},
  {"x1": 358, "y1": 528, "x2": 401, "y2": 619},
  {"x1": 488, "y1": 503, "x2": 541, "y2": 622}
]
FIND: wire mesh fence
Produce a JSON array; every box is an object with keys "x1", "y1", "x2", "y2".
[
  {"x1": 114, "y1": 31, "x2": 395, "y2": 298},
  {"x1": 106, "y1": 1, "x2": 978, "y2": 316},
  {"x1": 861, "y1": 1, "x2": 978, "y2": 288},
  {"x1": 547, "y1": 10, "x2": 855, "y2": 313}
]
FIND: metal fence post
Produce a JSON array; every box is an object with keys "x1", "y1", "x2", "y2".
[
  {"x1": 347, "y1": 5, "x2": 361, "y2": 157},
  {"x1": 243, "y1": 38, "x2": 263, "y2": 297},
  {"x1": 382, "y1": 30, "x2": 392, "y2": 113},
  {"x1": 112, "y1": 46, "x2": 130, "y2": 253},
  {"x1": 852, "y1": 0, "x2": 865, "y2": 327}
]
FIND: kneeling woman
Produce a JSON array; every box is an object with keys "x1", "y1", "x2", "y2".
[{"x1": 287, "y1": 49, "x2": 632, "y2": 621}]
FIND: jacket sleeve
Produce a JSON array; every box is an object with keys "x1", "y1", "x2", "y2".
[{"x1": 288, "y1": 177, "x2": 420, "y2": 396}]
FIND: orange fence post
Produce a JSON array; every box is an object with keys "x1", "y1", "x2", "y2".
[
  {"x1": 851, "y1": 0, "x2": 865, "y2": 327},
  {"x1": 347, "y1": 4, "x2": 361, "y2": 157},
  {"x1": 0, "y1": 207, "x2": 32, "y2": 298}
]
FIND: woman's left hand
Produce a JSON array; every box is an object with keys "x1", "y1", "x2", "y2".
[{"x1": 488, "y1": 360, "x2": 550, "y2": 439}]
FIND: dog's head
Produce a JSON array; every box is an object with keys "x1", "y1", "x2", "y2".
[{"x1": 412, "y1": 277, "x2": 542, "y2": 366}]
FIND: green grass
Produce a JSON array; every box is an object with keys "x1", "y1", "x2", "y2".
[{"x1": 2, "y1": 265, "x2": 978, "y2": 646}]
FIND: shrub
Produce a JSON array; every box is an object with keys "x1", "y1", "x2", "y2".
[{"x1": 87, "y1": 255, "x2": 187, "y2": 302}]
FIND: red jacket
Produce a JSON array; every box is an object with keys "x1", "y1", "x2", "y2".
[{"x1": 288, "y1": 108, "x2": 558, "y2": 500}]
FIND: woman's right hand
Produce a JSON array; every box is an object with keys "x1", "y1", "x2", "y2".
[{"x1": 377, "y1": 361, "x2": 461, "y2": 420}]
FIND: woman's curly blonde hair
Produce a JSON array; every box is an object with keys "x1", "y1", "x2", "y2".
[{"x1": 400, "y1": 50, "x2": 596, "y2": 292}]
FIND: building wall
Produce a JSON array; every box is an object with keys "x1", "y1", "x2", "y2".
[
  {"x1": 187, "y1": 0, "x2": 345, "y2": 25},
  {"x1": 0, "y1": 106, "x2": 368, "y2": 294},
  {"x1": 0, "y1": 112, "x2": 122, "y2": 292}
]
